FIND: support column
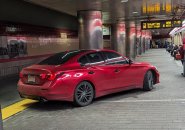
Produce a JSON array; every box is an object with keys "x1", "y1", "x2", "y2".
[
  {"x1": 0, "y1": 105, "x2": 3, "y2": 130},
  {"x1": 125, "y1": 20, "x2": 131, "y2": 58},
  {"x1": 143, "y1": 37, "x2": 146, "y2": 53},
  {"x1": 111, "y1": 23, "x2": 126, "y2": 55},
  {"x1": 125, "y1": 21, "x2": 136, "y2": 59},
  {"x1": 135, "y1": 22, "x2": 138, "y2": 56},
  {"x1": 138, "y1": 35, "x2": 142, "y2": 55},
  {"x1": 78, "y1": 10, "x2": 103, "y2": 49},
  {"x1": 141, "y1": 30, "x2": 146, "y2": 53}
]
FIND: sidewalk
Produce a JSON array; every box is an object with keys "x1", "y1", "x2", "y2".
[
  {"x1": 3, "y1": 49, "x2": 185, "y2": 130},
  {"x1": 0, "y1": 76, "x2": 21, "y2": 108}
]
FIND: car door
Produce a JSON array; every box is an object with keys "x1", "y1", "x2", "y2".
[
  {"x1": 117, "y1": 58, "x2": 143, "y2": 88},
  {"x1": 101, "y1": 51, "x2": 128, "y2": 90},
  {"x1": 79, "y1": 52, "x2": 120, "y2": 93},
  {"x1": 102, "y1": 51, "x2": 141, "y2": 89},
  {"x1": 114, "y1": 58, "x2": 134, "y2": 88}
]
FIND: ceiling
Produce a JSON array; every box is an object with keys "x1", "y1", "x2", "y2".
[{"x1": 24, "y1": 0, "x2": 185, "y2": 36}]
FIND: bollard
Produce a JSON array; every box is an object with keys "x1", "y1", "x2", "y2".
[{"x1": 0, "y1": 105, "x2": 3, "y2": 130}]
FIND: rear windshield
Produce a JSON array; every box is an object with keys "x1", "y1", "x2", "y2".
[{"x1": 38, "y1": 51, "x2": 81, "y2": 65}]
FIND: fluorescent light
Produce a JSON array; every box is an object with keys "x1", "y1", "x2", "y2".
[
  {"x1": 121, "y1": 0, "x2": 128, "y2": 3},
  {"x1": 133, "y1": 11, "x2": 138, "y2": 14},
  {"x1": 182, "y1": 20, "x2": 185, "y2": 25}
]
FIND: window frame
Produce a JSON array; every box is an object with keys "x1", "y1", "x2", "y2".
[
  {"x1": 78, "y1": 52, "x2": 105, "y2": 66},
  {"x1": 78, "y1": 55, "x2": 91, "y2": 66},
  {"x1": 101, "y1": 51, "x2": 129, "y2": 65},
  {"x1": 38, "y1": 50, "x2": 81, "y2": 65}
]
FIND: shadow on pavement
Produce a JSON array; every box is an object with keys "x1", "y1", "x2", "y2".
[{"x1": 27, "y1": 87, "x2": 159, "y2": 111}]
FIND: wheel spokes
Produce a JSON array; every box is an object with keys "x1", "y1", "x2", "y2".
[
  {"x1": 148, "y1": 72, "x2": 153, "y2": 87},
  {"x1": 76, "y1": 83, "x2": 93, "y2": 104}
]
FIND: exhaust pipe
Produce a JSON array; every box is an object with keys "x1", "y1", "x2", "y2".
[{"x1": 39, "y1": 98, "x2": 48, "y2": 103}]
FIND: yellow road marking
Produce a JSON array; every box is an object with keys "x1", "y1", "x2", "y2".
[{"x1": 1, "y1": 99, "x2": 37, "y2": 120}]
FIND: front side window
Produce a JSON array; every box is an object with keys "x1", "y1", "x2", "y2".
[
  {"x1": 39, "y1": 51, "x2": 81, "y2": 65},
  {"x1": 103, "y1": 51, "x2": 121, "y2": 60},
  {"x1": 103, "y1": 51, "x2": 128, "y2": 65}
]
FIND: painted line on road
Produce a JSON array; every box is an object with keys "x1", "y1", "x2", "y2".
[
  {"x1": 1, "y1": 99, "x2": 37, "y2": 120},
  {"x1": 99, "y1": 99, "x2": 185, "y2": 103}
]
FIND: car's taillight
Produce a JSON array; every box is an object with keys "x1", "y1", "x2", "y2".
[
  {"x1": 40, "y1": 72, "x2": 65, "y2": 81},
  {"x1": 19, "y1": 72, "x2": 23, "y2": 78},
  {"x1": 40, "y1": 73, "x2": 56, "y2": 81},
  {"x1": 40, "y1": 74, "x2": 46, "y2": 79},
  {"x1": 47, "y1": 74, "x2": 56, "y2": 81}
]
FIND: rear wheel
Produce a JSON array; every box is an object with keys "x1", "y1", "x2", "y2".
[
  {"x1": 74, "y1": 81, "x2": 94, "y2": 107},
  {"x1": 143, "y1": 70, "x2": 154, "y2": 91}
]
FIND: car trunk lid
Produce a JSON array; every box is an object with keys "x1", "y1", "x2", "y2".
[{"x1": 20, "y1": 65, "x2": 57, "y2": 85}]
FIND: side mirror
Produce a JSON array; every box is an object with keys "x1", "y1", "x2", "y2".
[
  {"x1": 80, "y1": 63, "x2": 85, "y2": 67},
  {"x1": 128, "y1": 59, "x2": 133, "y2": 65}
]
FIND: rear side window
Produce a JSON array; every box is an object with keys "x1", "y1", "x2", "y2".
[
  {"x1": 86, "y1": 52, "x2": 104, "y2": 63},
  {"x1": 103, "y1": 51, "x2": 121, "y2": 60},
  {"x1": 39, "y1": 51, "x2": 81, "y2": 65},
  {"x1": 79, "y1": 56, "x2": 90, "y2": 65}
]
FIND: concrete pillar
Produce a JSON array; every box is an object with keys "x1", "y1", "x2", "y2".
[
  {"x1": 145, "y1": 38, "x2": 149, "y2": 51},
  {"x1": 111, "y1": 23, "x2": 126, "y2": 55},
  {"x1": 135, "y1": 23, "x2": 138, "y2": 56},
  {"x1": 125, "y1": 20, "x2": 131, "y2": 58},
  {"x1": 130, "y1": 25, "x2": 137, "y2": 59},
  {"x1": 141, "y1": 30, "x2": 146, "y2": 53},
  {"x1": 143, "y1": 37, "x2": 146, "y2": 53},
  {"x1": 125, "y1": 21, "x2": 136, "y2": 59},
  {"x1": 0, "y1": 105, "x2": 3, "y2": 130},
  {"x1": 78, "y1": 10, "x2": 103, "y2": 49},
  {"x1": 138, "y1": 36, "x2": 142, "y2": 55}
]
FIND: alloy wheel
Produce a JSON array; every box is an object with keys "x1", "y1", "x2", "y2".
[
  {"x1": 147, "y1": 71, "x2": 153, "y2": 89},
  {"x1": 74, "y1": 81, "x2": 94, "y2": 106}
]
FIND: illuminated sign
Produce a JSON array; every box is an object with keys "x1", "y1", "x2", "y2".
[
  {"x1": 142, "y1": 0, "x2": 172, "y2": 14},
  {"x1": 103, "y1": 25, "x2": 110, "y2": 35},
  {"x1": 141, "y1": 20, "x2": 182, "y2": 30}
]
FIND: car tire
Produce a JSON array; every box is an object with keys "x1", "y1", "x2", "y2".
[
  {"x1": 143, "y1": 70, "x2": 154, "y2": 91},
  {"x1": 74, "y1": 81, "x2": 94, "y2": 107}
]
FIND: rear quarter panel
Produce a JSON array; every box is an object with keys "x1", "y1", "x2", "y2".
[{"x1": 55, "y1": 68, "x2": 106, "y2": 99}]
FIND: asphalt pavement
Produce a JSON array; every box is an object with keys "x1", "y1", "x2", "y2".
[{"x1": 3, "y1": 49, "x2": 185, "y2": 130}]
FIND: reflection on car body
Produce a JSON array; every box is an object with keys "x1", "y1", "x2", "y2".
[{"x1": 18, "y1": 49, "x2": 160, "y2": 107}]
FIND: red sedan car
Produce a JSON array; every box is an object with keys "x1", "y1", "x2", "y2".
[{"x1": 18, "y1": 49, "x2": 159, "y2": 106}]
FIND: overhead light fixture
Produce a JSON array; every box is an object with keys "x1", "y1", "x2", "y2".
[
  {"x1": 133, "y1": 11, "x2": 138, "y2": 14},
  {"x1": 121, "y1": 0, "x2": 128, "y2": 3},
  {"x1": 182, "y1": 19, "x2": 185, "y2": 25}
]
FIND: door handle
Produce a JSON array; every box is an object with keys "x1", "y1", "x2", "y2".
[
  {"x1": 88, "y1": 71, "x2": 94, "y2": 74},
  {"x1": 114, "y1": 69, "x2": 120, "y2": 73}
]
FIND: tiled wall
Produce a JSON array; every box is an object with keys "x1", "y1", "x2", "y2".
[{"x1": 0, "y1": 37, "x2": 79, "y2": 77}]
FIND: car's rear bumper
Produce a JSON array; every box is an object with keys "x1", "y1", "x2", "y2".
[{"x1": 17, "y1": 80, "x2": 74, "y2": 102}]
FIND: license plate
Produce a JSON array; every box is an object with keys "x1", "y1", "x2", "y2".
[{"x1": 28, "y1": 75, "x2": 36, "y2": 83}]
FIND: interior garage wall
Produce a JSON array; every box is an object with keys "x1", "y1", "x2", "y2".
[
  {"x1": 0, "y1": 0, "x2": 79, "y2": 78},
  {"x1": 0, "y1": 0, "x2": 78, "y2": 30}
]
